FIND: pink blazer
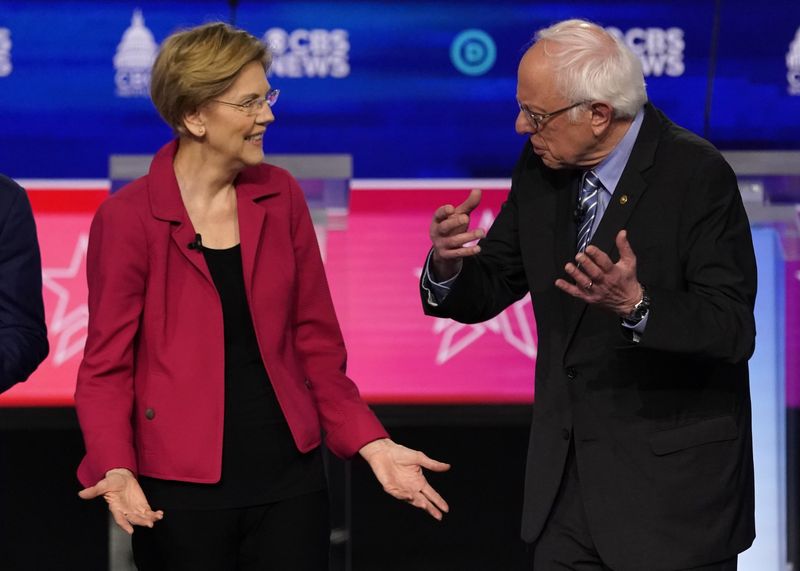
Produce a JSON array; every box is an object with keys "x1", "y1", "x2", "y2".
[{"x1": 76, "y1": 141, "x2": 388, "y2": 487}]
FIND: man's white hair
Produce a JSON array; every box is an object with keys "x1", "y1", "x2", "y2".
[{"x1": 534, "y1": 19, "x2": 647, "y2": 119}]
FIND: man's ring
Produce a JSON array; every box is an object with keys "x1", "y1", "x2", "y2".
[{"x1": 585, "y1": 280, "x2": 593, "y2": 290}]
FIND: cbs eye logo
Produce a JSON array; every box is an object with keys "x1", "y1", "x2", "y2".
[{"x1": 450, "y1": 29, "x2": 496, "y2": 76}]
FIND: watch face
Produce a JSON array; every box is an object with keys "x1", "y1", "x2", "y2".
[
  {"x1": 625, "y1": 292, "x2": 650, "y2": 322},
  {"x1": 634, "y1": 298, "x2": 650, "y2": 319}
]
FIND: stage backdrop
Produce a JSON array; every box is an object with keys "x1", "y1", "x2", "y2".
[
  {"x1": 0, "y1": 183, "x2": 794, "y2": 413},
  {"x1": 0, "y1": 0, "x2": 798, "y2": 179}
]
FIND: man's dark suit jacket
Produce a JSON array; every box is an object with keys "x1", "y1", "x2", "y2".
[
  {"x1": 422, "y1": 104, "x2": 756, "y2": 571},
  {"x1": 0, "y1": 175, "x2": 48, "y2": 392}
]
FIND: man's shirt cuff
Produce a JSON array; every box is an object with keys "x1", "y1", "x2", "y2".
[
  {"x1": 621, "y1": 311, "x2": 649, "y2": 343},
  {"x1": 421, "y1": 249, "x2": 460, "y2": 307}
]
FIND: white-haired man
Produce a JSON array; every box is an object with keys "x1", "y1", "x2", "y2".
[{"x1": 421, "y1": 19, "x2": 755, "y2": 571}]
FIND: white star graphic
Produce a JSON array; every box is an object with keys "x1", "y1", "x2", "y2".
[
  {"x1": 416, "y1": 208, "x2": 538, "y2": 365},
  {"x1": 429, "y1": 295, "x2": 536, "y2": 364},
  {"x1": 42, "y1": 234, "x2": 89, "y2": 366}
]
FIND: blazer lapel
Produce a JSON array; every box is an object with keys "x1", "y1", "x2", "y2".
[
  {"x1": 171, "y1": 221, "x2": 213, "y2": 283},
  {"x1": 147, "y1": 140, "x2": 214, "y2": 285},
  {"x1": 237, "y1": 191, "x2": 267, "y2": 297},
  {"x1": 235, "y1": 168, "x2": 281, "y2": 297}
]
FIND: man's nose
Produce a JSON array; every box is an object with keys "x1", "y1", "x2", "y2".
[{"x1": 516, "y1": 111, "x2": 534, "y2": 135}]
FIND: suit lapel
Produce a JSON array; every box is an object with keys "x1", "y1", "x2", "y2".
[
  {"x1": 588, "y1": 168, "x2": 647, "y2": 260},
  {"x1": 554, "y1": 171, "x2": 580, "y2": 277},
  {"x1": 517, "y1": 154, "x2": 575, "y2": 285},
  {"x1": 588, "y1": 105, "x2": 660, "y2": 259},
  {"x1": 561, "y1": 104, "x2": 660, "y2": 355},
  {"x1": 555, "y1": 171, "x2": 585, "y2": 325}
]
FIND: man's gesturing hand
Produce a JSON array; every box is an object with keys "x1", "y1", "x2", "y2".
[
  {"x1": 429, "y1": 189, "x2": 484, "y2": 281},
  {"x1": 555, "y1": 230, "x2": 643, "y2": 316}
]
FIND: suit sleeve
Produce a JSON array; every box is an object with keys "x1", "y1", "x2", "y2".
[
  {"x1": 637, "y1": 154, "x2": 757, "y2": 363},
  {"x1": 0, "y1": 183, "x2": 48, "y2": 392},
  {"x1": 421, "y1": 157, "x2": 529, "y2": 323},
  {"x1": 75, "y1": 197, "x2": 147, "y2": 486},
  {"x1": 287, "y1": 176, "x2": 388, "y2": 459}
]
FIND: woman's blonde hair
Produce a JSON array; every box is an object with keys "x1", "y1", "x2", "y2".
[{"x1": 150, "y1": 22, "x2": 270, "y2": 135}]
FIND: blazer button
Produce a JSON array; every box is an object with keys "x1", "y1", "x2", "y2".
[
  {"x1": 565, "y1": 367, "x2": 577, "y2": 380},
  {"x1": 304, "y1": 379, "x2": 312, "y2": 389},
  {"x1": 562, "y1": 429, "x2": 571, "y2": 441},
  {"x1": 144, "y1": 408, "x2": 156, "y2": 420}
]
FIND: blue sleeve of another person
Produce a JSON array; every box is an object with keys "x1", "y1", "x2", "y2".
[{"x1": 0, "y1": 175, "x2": 49, "y2": 392}]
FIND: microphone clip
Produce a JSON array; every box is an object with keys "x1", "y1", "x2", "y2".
[{"x1": 187, "y1": 233, "x2": 203, "y2": 252}]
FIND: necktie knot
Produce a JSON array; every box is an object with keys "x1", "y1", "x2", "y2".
[{"x1": 576, "y1": 171, "x2": 600, "y2": 252}]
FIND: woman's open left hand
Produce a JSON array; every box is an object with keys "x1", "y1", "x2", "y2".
[
  {"x1": 78, "y1": 468, "x2": 164, "y2": 534},
  {"x1": 359, "y1": 438, "x2": 450, "y2": 520}
]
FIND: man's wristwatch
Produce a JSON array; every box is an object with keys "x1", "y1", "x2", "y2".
[{"x1": 622, "y1": 284, "x2": 650, "y2": 325}]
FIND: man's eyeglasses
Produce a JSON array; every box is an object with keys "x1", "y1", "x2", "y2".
[
  {"x1": 518, "y1": 100, "x2": 584, "y2": 131},
  {"x1": 211, "y1": 88, "x2": 280, "y2": 116}
]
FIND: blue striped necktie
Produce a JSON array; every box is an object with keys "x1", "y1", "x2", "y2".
[{"x1": 576, "y1": 170, "x2": 600, "y2": 253}]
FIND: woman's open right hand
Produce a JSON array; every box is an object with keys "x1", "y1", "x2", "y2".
[{"x1": 78, "y1": 468, "x2": 164, "y2": 534}]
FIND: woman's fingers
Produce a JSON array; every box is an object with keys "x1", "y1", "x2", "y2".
[
  {"x1": 420, "y1": 483, "x2": 450, "y2": 514},
  {"x1": 81, "y1": 471, "x2": 163, "y2": 535},
  {"x1": 111, "y1": 510, "x2": 135, "y2": 535},
  {"x1": 78, "y1": 484, "x2": 103, "y2": 500},
  {"x1": 125, "y1": 509, "x2": 162, "y2": 527},
  {"x1": 407, "y1": 489, "x2": 445, "y2": 521},
  {"x1": 413, "y1": 451, "x2": 451, "y2": 473}
]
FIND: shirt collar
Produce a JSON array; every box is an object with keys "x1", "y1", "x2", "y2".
[{"x1": 592, "y1": 106, "x2": 645, "y2": 195}]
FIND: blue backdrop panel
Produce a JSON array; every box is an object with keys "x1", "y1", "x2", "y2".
[
  {"x1": 709, "y1": 0, "x2": 800, "y2": 149},
  {"x1": 0, "y1": 1, "x2": 795, "y2": 179},
  {"x1": 238, "y1": 0, "x2": 714, "y2": 178},
  {"x1": 0, "y1": 1, "x2": 225, "y2": 177}
]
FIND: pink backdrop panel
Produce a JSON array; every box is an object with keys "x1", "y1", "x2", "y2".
[
  {"x1": 0, "y1": 184, "x2": 539, "y2": 406},
  {"x1": 326, "y1": 186, "x2": 536, "y2": 404},
  {"x1": 0, "y1": 211, "x2": 93, "y2": 406}
]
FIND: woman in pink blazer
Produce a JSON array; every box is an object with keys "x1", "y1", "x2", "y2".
[{"x1": 76, "y1": 22, "x2": 449, "y2": 570}]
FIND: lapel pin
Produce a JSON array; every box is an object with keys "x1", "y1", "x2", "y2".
[{"x1": 619, "y1": 194, "x2": 629, "y2": 205}]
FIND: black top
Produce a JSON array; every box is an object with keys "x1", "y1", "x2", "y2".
[{"x1": 140, "y1": 244, "x2": 325, "y2": 510}]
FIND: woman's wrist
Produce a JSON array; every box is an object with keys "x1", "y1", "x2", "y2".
[
  {"x1": 105, "y1": 467, "x2": 135, "y2": 478},
  {"x1": 358, "y1": 438, "x2": 392, "y2": 461}
]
